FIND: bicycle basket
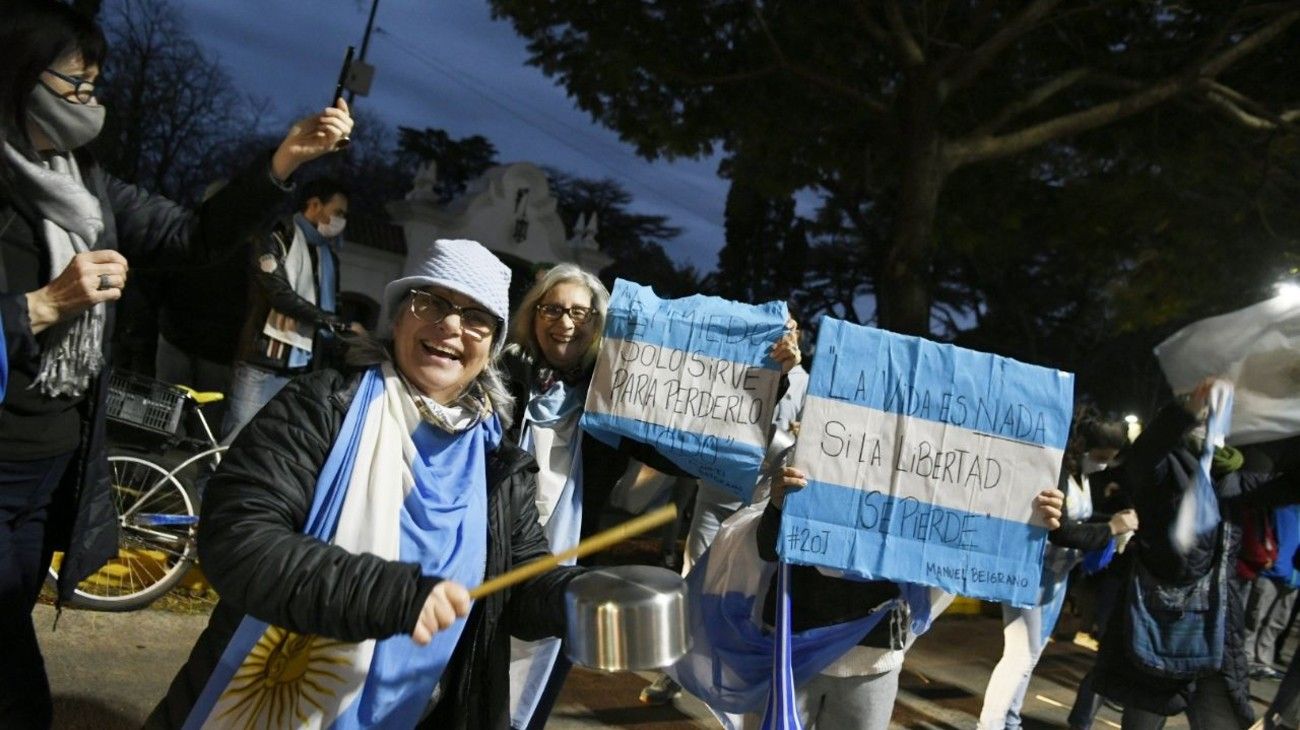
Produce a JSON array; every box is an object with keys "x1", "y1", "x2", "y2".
[{"x1": 105, "y1": 371, "x2": 188, "y2": 438}]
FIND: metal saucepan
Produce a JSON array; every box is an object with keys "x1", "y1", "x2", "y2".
[{"x1": 564, "y1": 565, "x2": 691, "y2": 672}]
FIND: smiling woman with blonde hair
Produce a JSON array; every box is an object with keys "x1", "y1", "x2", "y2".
[
  {"x1": 501, "y1": 263, "x2": 680, "y2": 728},
  {"x1": 509, "y1": 264, "x2": 609, "y2": 376},
  {"x1": 500, "y1": 264, "x2": 804, "y2": 728}
]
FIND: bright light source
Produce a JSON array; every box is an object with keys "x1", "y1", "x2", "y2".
[
  {"x1": 1124, "y1": 414, "x2": 1142, "y2": 442},
  {"x1": 1276, "y1": 281, "x2": 1300, "y2": 304}
]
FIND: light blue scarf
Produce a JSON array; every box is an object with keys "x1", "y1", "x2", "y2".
[
  {"x1": 509, "y1": 377, "x2": 586, "y2": 728},
  {"x1": 184, "y1": 365, "x2": 499, "y2": 729},
  {"x1": 288, "y1": 214, "x2": 339, "y2": 369}
]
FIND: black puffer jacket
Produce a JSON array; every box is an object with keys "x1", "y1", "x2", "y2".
[
  {"x1": 146, "y1": 368, "x2": 581, "y2": 730},
  {"x1": 0, "y1": 150, "x2": 288, "y2": 602}
]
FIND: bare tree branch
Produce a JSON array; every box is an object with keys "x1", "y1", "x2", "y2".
[
  {"x1": 973, "y1": 67, "x2": 1092, "y2": 136},
  {"x1": 1202, "y1": 8, "x2": 1300, "y2": 77},
  {"x1": 1201, "y1": 91, "x2": 1278, "y2": 130},
  {"x1": 948, "y1": 77, "x2": 1189, "y2": 167},
  {"x1": 953, "y1": 0, "x2": 1000, "y2": 49},
  {"x1": 948, "y1": 8, "x2": 1300, "y2": 168},
  {"x1": 1085, "y1": 71, "x2": 1146, "y2": 93},
  {"x1": 752, "y1": 3, "x2": 889, "y2": 114},
  {"x1": 1200, "y1": 80, "x2": 1300, "y2": 131},
  {"x1": 942, "y1": 0, "x2": 1066, "y2": 94},
  {"x1": 885, "y1": 0, "x2": 926, "y2": 66}
]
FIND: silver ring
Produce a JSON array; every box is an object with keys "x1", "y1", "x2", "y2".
[{"x1": 97, "y1": 274, "x2": 113, "y2": 291}]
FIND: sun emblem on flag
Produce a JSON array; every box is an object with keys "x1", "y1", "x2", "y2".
[{"x1": 214, "y1": 626, "x2": 357, "y2": 728}]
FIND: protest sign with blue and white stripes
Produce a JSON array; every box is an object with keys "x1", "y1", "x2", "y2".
[
  {"x1": 777, "y1": 318, "x2": 1074, "y2": 607},
  {"x1": 581, "y1": 279, "x2": 787, "y2": 499}
]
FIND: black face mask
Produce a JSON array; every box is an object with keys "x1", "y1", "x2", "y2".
[{"x1": 27, "y1": 82, "x2": 105, "y2": 152}]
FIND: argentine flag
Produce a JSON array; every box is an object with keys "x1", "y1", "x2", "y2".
[
  {"x1": 778, "y1": 318, "x2": 1074, "y2": 607},
  {"x1": 582, "y1": 279, "x2": 788, "y2": 500}
]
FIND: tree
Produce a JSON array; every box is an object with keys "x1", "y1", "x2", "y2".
[
  {"x1": 92, "y1": 0, "x2": 267, "y2": 204},
  {"x1": 316, "y1": 109, "x2": 412, "y2": 219},
  {"x1": 490, "y1": 1, "x2": 1300, "y2": 335},
  {"x1": 73, "y1": 0, "x2": 103, "y2": 18},
  {"x1": 396, "y1": 127, "x2": 499, "y2": 204},
  {"x1": 544, "y1": 169, "x2": 701, "y2": 296},
  {"x1": 944, "y1": 104, "x2": 1300, "y2": 415},
  {"x1": 714, "y1": 175, "x2": 806, "y2": 305}
]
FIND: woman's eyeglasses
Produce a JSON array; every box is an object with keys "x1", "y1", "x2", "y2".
[
  {"x1": 408, "y1": 290, "x2": 497, "y2": 340},
  {"x1": 536, "y1": 303, "x2": 598, "y2": 324},
  {"x1": 44, "y1": 68, "x2": 97, "y2": 104}
]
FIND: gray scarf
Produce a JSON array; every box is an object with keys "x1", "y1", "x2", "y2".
[{"x1": 2, "y1": 143, "x2": 106, "y2": 397}]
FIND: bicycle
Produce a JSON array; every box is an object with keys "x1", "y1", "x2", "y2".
[{"x1": 47, "y1": 370, "x2": 228, "y2": 611}]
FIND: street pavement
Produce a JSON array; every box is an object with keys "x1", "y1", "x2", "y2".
[{"x1": 37, "y1": 600, "x2": 1292, "y2": 728}]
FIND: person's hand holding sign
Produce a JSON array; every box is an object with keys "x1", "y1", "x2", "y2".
[
  {"x1": 1034, "y1": 489, "x2": 1064, "y2": 530},
  {"x1": 774, "y1": 470, "x2": 1066, "y2": 530},
  {"x1": 771, "y1": 317, "x2": 801, "y2": 374},
  {"x1": 770, "y1": 465, "x2": 809, "y2": 510}
]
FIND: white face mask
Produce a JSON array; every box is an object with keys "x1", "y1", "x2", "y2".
[
  {"x1": 317, "y1": 215, "x2": 346, "y2": 238},
  {"x1": 1081, "y1": 454, "x2": 1109, "y2": 475}
]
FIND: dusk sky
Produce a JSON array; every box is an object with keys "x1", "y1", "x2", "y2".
[{"x1": 167, "y1": 0, "x2": 731, "y2": 270}]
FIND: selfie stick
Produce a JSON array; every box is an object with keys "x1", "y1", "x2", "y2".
[{"x1": 332, "y1": 45, "x2": 355, "y2": 149}]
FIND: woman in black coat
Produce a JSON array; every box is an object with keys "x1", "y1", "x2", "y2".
[
  {"x1": 149, "y1": 238, "x2": 581, "y2": 729},
  {"x1": 0, "y1": 2, "x2": 351, "y2": 726}
]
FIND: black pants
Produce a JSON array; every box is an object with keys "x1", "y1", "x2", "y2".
[
  {"x1": 1266, "y1": 651, "x2": 1300, "y2": 729},
  {"x1": 0, "y1": 452, "x2": 74, "y2": 730},
  {"x1": 1067, "y1": 667, "x2": 1101, "y2": 728},
  {"x1": 1118, "y1": 673, "x2": 1242, "y2": 730}
]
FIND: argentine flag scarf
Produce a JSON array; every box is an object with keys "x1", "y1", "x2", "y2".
[
  {"x1": 509, "y1": 377, "x2": 586, "y2": 728},
  {"x1": 184, "y1": 364, "x2": 499, "y2": 729}
]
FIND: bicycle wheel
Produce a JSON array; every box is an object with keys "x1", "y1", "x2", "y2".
[{"x1": 49, "y1": 455, "x2": 199, "y2": 611}]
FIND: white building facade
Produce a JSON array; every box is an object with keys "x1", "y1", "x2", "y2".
[{"x1": 337, "y1": 161, "x2": 611, "y2": 325}]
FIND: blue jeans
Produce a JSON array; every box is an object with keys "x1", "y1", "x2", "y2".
[{"x1": 220, "y1": 363, "x2": 292, "y2": 443}]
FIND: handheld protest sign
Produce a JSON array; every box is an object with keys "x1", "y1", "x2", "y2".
[
  {"x1": 777, "y1": 318, "x2": 1074, "y2": 607},
  {"x1": 581, "y1": 280, "x2": 787, "y2": 499}
]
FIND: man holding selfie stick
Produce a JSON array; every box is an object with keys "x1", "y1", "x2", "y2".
[{"x1": 221, "y1": 48, "x2": 363, "y2": 442}]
